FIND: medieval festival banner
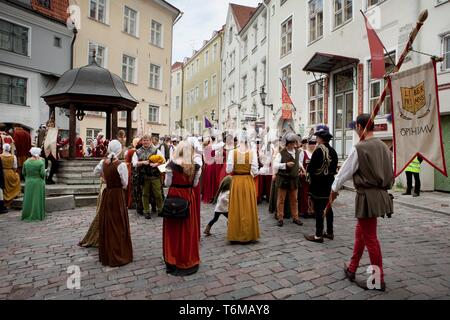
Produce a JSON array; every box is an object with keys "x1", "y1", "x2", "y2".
[
  {"x1": 389, "y1": 60, "x2": 447, "y2": 178},
  {"x1": 281, "y1": 79, "x2": 294, "y2": 120}
]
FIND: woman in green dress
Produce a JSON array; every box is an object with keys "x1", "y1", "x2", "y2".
[{"x1": 22, "y1": 147, "x2": 46, "y2": 221}]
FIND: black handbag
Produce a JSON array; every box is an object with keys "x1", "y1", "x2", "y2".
[{"x1": 161, "y1": 185, "x2": 192, "y2": 219}]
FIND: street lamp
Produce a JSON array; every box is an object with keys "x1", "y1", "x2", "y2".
[{"x1": 260, "y1": 86, "x2": 273, "y2": 111}]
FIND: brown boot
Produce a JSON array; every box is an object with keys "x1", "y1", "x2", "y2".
[{"x1": 204, "y1": 225, "x2": 211, "y2": 236}]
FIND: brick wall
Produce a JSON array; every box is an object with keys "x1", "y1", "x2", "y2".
[{"x1": 31, "y1": 0, "x2": 69, "y2": 24}]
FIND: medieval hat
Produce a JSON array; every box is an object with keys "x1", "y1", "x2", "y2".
[{"x1": 314, "y1": 124, "x2": 333, "y2": 140}]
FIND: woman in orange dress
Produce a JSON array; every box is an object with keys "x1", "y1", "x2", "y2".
[{"x1": 0, "y1": 144, "x2": 20, "y2": 207}]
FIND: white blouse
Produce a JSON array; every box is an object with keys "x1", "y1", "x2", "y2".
[
  {"x1": 94, "y1": 159, "x2": 128, "y2": 189},
  {"x1": 226, "y1": 149, "x2": 259, "y2": 177}
]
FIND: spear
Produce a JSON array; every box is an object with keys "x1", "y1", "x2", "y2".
[{"x1": 324, "y1": 9, "x2": 429, "y2": 218}]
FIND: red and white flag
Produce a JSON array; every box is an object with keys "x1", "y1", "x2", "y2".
[
  {"x1": 363, "y1": 13, "x2": 386, "y2": 79},
  {"x1": 281, "y1": 79, "x2": 294, "y2": 120},
  {"x1": 390, "y1": 60, "x2": 447, "y2": 178}
]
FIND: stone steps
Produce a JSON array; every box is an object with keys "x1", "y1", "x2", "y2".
[{"x1": 12, "y1": 195, "x2": 76, "y2": 213}]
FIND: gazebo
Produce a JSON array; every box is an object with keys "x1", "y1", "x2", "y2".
[{"x1": 42, "y1": 58, "x2": 138, "y2": 159}]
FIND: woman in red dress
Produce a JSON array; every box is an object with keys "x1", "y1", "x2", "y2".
[
  {"x1": 201, "y1": 138, "x2": 215, "y2": 203},
  {"x1": 163, "y1": 141, "x2": 202, "y2": 276},
  {"x1": 125, "y1": 138, "x2": 140, "y2": 209},
  {"x1": 299, "y1": 138, "x2": 316, "y2": 218}
]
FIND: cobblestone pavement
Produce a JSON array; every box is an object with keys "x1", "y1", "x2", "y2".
[{"x1": 1, "y1": 190, "x2": 449, "y2": 300}]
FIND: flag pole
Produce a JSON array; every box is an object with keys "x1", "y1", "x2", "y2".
[{"x1": 324, "y1": 9, "x2": 429, "y2": 218}]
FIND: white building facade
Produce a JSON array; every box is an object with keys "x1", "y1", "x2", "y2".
[{"x1": 170, "y1": 62, "x2": 183, "y2": 133}]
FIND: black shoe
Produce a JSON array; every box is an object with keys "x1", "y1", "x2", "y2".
[
  {"x1": 412, "y1": 193, "x2": 420, "y2": 198},
  {"x1": 277, "y1": 220, "x2": 284, "y2": 227},
  {"x1": 344, "y1": 263, "x2": 355, "y2": 282},
  {"x1": 46, "y1": 179, "x2": 55, "y2": 185},
  {"x1": 293, "y1": 219, "x2": 304, "y2": 226},
  {"x1": 304, "y1": 235, "x2": 324, "y2": 243},
  {"x1": 145, "y1": 213, "x2": 151, "y2": 220},
  {"x1": 402, "y1": 191, "x2": 411, "y2": 196},
  {"x1": 137, "y1": 210, "x2": 144, "y2": 216},
  {"x1": 323, "y1": 233, "x2": 334, "y2": 240},
  {"x1": 356, "y1": 279, "x2": 386, "y2": 292}
]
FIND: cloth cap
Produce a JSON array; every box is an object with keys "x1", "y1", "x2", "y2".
[
  {"x1": 107, "y1": 140, "x2": 122, "y2": 159},
  {"x1": 2, "y1": 143, "x2": 11, "y2": 152},
  {"x1": 30, "y1": 147, "x2": 42, "y2": 157}
]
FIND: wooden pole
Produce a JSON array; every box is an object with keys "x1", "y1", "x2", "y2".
[
  {"x1": 69, "y1": 104, "x2": 76, "y2": 159},
  {"x1": 111, "y1": 106, "x2": 118, "y2": 140},
  {"x1": 126, "y1": 110, "x2": 133, "y2": 147},
  {"x1": 106, "y1": 111, "x2": 111, "y2": 140},
  {"x1": 325, "y1": 9, "x2": 429, "y2": 217}
]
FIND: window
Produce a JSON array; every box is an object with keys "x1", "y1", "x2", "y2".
[
  {"x1": 308, "y1": 81, "x2": 324, "y2": 126},
  {"x1": 86, "y1": 128, "x2": 101, "y2": 144},
  {"x1": 0, "y1": 19, "x2": 29, "y2": 56},
  {"x1": 148, "y1": 106, "x2": 159, "y2": 123},
  {"x1": 230, "y1": 50, "x2": 236, "y2": 71},
  {"x1": 443, "y1": 34, "x2": 450, "y2": 71},
  {"x1": 0, "y1": 73, "x2": 27, "y2": 106},
  {"x1": 309, "y1": 0, "x2": 323, "y2": 43},
  {"x1": 281, "y1": 0, "x2": 288, "y2": 5},
  {"x1": 37, "y1": 0, "x2": 51, "y2": 9},
  {"x1": 253, "y1": 23, "x2": 258, "y2": 48},
  {"x1": 369, "y1": 52, "x2": 396, "y2": 116},
  {"x1": 282, "y1": 65, "x2": 292, "y2": 95},
  {"x1": 252, "y1": 67, "x2": 258, "y2": 92},
  {"x1": 89, "y1": 42, "x2": 107, "y2": 67},
  {"x1": 186, "y1": 91, "x2": 191, "y2": 106},
  {"x1": 262, "y1": 12, "x2": 267, "y2": 38},
  {"x1": 262, "y1": 59, "x2": 267, "y2": 86},
  {"x1": 228, "y1": 27, "x2": 233, "y2": 44},
  {"x1": 211, "y1": 74, "x2": 217, "y2": 96},
  {"x1": 151, "y1": 20, "x2": 162, "y2": 47},
  {"x1": 242, "y1": 75, "x2": 248, "y2": 98},
  {"x1": 122, "y1": 55, "x2": 136, "y2": 83},
  {"x1": 120, "y1": 111, "x2": 127, "y2": 119},
  {"x1": 367, "y1": 0, "x2": 382, "y2": 8},
  {"x1": 281, "y1": 17, "x2": 293, "y2": 56},
  {"x1": 205, "y1": 51, "x2": 209, "y2": 66},
  {"x1": 334, "y1": 0, "x2": 352, "y2": 28},
  {"x1": 150, "y1": 64, "x2": 161, "y2": 90},
  {"x1": 123, "y1": 6, "x2": 138, "y2": 36},
  {"x1": 89, "y1": 0, "x2": 106, "y2": 23},
  {"x1": 54, "y1": 37, "x2": 61, "y2": 48},
  {"x1": 243, "y1": 36, "x2": 248, "y2": 58},
  {"x1": 196, "y1": 59, "x2": 200, "y2": 73},
  {"x1": 176, "y1": 72, "x2": 181, "y2": 85},
  {"x1": 213, "y1": 43, "x2": 218, "y2": 62},
  {"x1": 204, "y1": 80, "x2": 209, "y2": 99},
  {"x1": 175, "y1": 96, "x2": 180, "y2": 109}
]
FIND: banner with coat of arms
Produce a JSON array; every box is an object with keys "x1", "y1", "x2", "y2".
[
  {"x1": 389, "y1": 60, "x2": 447, "y2": 177},
  {"x1": 281, "y1": 79, "x2": 294, "y2": 120}
]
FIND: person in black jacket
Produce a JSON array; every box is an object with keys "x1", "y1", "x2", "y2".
[
  {"x1": 0, "y1": 159, "x2": 8, "y2": 214},
  {"x1": 304, "y1": 125, "x2": 338, "y2": 243}
]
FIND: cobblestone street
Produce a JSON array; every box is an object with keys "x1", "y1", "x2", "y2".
[{"x1": 1, "y1": 190, "x2": 449, "y2": 300}]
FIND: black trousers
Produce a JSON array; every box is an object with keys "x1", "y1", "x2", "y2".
[
  {"x1": 45, "y1": 155, "x2": 58, "y2": 181},
  {"x1": 208, "y1": 212, "x2": 228, "y2": 227},
  {"x1": 405, "y1": 171, "x2": 420, "y2": 194},
  {"x1": 313, "y1": 198, "x2": 334, "y2": 238}
]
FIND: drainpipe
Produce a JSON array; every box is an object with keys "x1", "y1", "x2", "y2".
[
  {"x1": 262, "y1": 0, "x2": 271, "y2": 131},
  {"x1": 70, "y1": 27, "x2": 78, "y2": 69}
]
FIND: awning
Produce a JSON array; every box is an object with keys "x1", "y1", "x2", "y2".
[{"x1": 303, "y1": 52, "x2": 359, "y2": 73}]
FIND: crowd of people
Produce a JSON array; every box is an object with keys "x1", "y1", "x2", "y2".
[{"x1": 0, "y1": 114, "x2": 398, "y2": 291}]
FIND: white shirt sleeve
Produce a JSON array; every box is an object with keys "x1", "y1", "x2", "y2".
[
  {"x1": 164, "y1": 166, "x2": 173, "y2": 187},
  {"x1": 156, "y1": 149, "x2": 166, "y2": 162},
  {"x1": 250, "y1": 150, "x2": 259, "y2": 177},
  {"x1": 212, "y1": 142, "x2": 225, "y2": 151},
  {"x1": 299, "y1": 151, "x2": 305, "y2": 170},
  {"x1": 13, "y1": 155, "x2": 18, "y2": 169},
  {"x1": 117, "y1": 162, "x2": 128, "y2": 189},
  {"x1": 332, "y1": 148, "x2": 359, "y2": 192},
  {"x1": 273, "y1": 153, "x2": 285, "y2": 174},
  {"x1": 94, "y1": 160, "x2": 104, "y2": 176},
  {"x1": 132, "y1": 152, "x2": 139, "y2": 167},
  {"x1": 226, "y1": 149, "x2": 234, "y2": 174},
  {"x1": 193, "y1": 166, "x2": 202, "y2": 187}
]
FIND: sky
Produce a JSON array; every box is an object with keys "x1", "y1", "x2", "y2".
[{"x1": 170, "y1": 0, "x2": 261, "y2": 63}]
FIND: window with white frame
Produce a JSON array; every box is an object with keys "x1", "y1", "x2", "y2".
[
  {"x1": 211, "y1": 74, "x2": 217, "y2": 96},
  {"x1": 204, "y1": 80, "x2": 209, "y2": 99},
  {"x1": 212, "y1": 43, "x2": 218, "y2": 62},
  {"x1": 176, "y1": 96, "x2": 180, "y2": 109},
  {"x1": 123, "y1": 6, "x2": 138, "y2": 36},
  {"x1": 122, "y1": 55, "x2": 136, "y2": 83},
  {"x1": 89, "y1": 42, "x2": 107, "y2": 67},
  {"x1": 308, "y1": 80, "x2": 324, "y2": 126},
  {"x1": 151, "y1": 20, "x2": 162, "y2": 47},
  {"x1": 205, "y1": 50, "x2": 209, "y2": 66},
  {"x1": 0, "y1": 73, "x2": 27, "y2": 106},
  {"x1": 282, "y1": 65, "x2": 292, "y2": 95},
  {"x1": 86, "y1": 128, "x2": 102, "y2": 144},
  {"x1": 281, "y1": 17, "x2": 292, "y2": 56},
  {"x1": 253, "y1": 23, "x2": 258, "y2": 48},
  {"x1": 334, "y1": 0, "x2": 352, "y2": 28},
  {"x1": 150, "y1": 64, "x2": 161, "y2": 90},
  {"x1": 262, "y1": 12, "x2": 267, "y2": 37},
  {"x1": 195, "y1": 86, "x2": 200, "y2": 102},
  {"x1": 262, "y1": 59, "x2": 267, "y2": 86},
  {"x1": 228, "y1": 27, "x2": 233, "y2": 44},
  {"x1": 309, "y1": 0, "x2": 323, "y2": 43},
  {"x1": 252, "y1": 67, "x2": 258, "y2": 92},
  {"x1": 196, "y1": 58, "x2": 200, "y2": 73},
  {"x1": 186, "y1": 91, "x2": 191, "y2": 106},
  {"x1": 243, "y1": 36, "x2": 248, "y2": 58},
  {"x1": 443, "y1": 34, "x2": 450, "y2": 71},
  {"x1": 242, "y1": 75, "x2": 248, "y2": 98},
  {"x1": 89, "y1": 0, "x2": 107, "y2": 23},
  {"x1": 0, "y1": 19, "x2": 29, "y2": 56},
  {"x1": 369, "y1": 52, "x2": 396, "y2": 116},
  {"x1": 281, "y1": 0, "x2": 288, "y2": 5},
  {"x1": 230, "y1": 50, "x2": 236, "y2": 71},
  {"x1": 148, "y1": 105, "x2": 159, "y2": 123},
  {"x1": 120, "y1": 111, "x2": 127, "y2": 119},
  {"x1": 367, "y1": 0, "x2": 383, "y2": 8}
]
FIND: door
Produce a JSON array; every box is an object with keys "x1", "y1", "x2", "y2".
[
  {"x1": 333, "y1": 69, "x2": 354, "y2": 159},
  {"x1": 435, "y1": 115, "x2": 450, "y2": 192}
]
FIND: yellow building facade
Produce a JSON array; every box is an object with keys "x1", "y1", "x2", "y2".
[
  {"x1": 72, "y1": 0, "x2": 180, "y2": 143},
  {"x1": 182, "y1": 30, "x2": 223, "y2": 135}
]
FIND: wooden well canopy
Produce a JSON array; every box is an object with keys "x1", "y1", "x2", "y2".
[{"x1": 42, "y1": 60, "x2": 138, "y2": 158}]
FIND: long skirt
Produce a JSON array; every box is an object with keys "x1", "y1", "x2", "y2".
[
  {"x1": 3, "y1": 169, "x2": 20, "y2": 205},
  {"x1": 163, "y1": 187, "x2": 200, "y2": 270},
  {"x1": 201, "y1": 164, "x2": 216, "y2": 203},
  {"x1": 98, "y1": 188, "x2": 133, "y2": 267},
  {"x1": 298, "y1": 176, "x2": 312, "y2": 216},
  {"x1": 257, "y1": 175, "x2": 272, "y2": 203},
  {"x1": 227, "y1": 175, "x2": 260, "y2": 242},
  {"x1": 79, "y1": 182, "x2": 105, "y2": 248}
]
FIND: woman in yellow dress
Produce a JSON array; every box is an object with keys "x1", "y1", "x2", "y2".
[
  {"x1": 0, "y1": 144, "x2": 21, "y2": 207},
  {"x1": 226, "y1": 132, "x2": 260, "y2": 243}
]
